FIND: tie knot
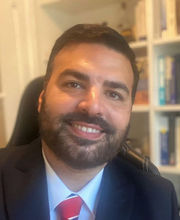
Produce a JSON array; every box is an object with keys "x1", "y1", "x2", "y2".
[{"x1": 56, "y1": 194, "x2": 83, "y2": 220}]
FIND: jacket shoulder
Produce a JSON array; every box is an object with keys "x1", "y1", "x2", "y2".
[
  {"x1": 0, "y1": 138, "x2": 41, "y2": 168},
  {"x1": 110, "y1": 156, "x2": 176, "y2": 193},
  {"x1": 107, "y1": 157, "x2": 180, "y2": 219}
]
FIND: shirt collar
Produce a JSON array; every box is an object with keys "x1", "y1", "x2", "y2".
[{"x1": 42, "y1": 149, "x2": 104, "y2": 214}]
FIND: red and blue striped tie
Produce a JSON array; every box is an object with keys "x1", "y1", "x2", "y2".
[{"x1": 56, "y1": 194, "x2": 83, "y2": 220}]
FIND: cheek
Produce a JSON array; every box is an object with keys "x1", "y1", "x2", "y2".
[
  {"x1": 109, "y1": 108, "x2": 131, "y2": 131},
  {"x1": 45, "y1": 90, "x2": 79, "y2": 116}
]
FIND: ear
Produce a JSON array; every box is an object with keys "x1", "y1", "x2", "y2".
[{"x1": 38, "y1": 90, "x2": 45, "y2": 113}]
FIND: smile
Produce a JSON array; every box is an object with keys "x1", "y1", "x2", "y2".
[
  {"x1": 68, "y1": 121, "x2": 104, "y2": 140},
  {"x1": 73, "y1": 123, "x2": 101, "y2": 134}
]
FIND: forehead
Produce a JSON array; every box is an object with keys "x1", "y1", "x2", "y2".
[{"x1": 51, "y1": 43, "x2": 133, "y2": 86}]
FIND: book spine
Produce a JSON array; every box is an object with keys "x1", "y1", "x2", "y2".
[
  {"x1": 175, "y1": 116, "x2": 180, "y2": 166},
  {"x1": 160, "y1": 0, "x2": 167, "y2": 38},
  {"x1": 135, "y1": 1, "x2": 140, "y2": 41},
  {"x1": 165, "y1": 56, "x2": 173, "y2": 104},
  {"x1": 168, "y1": 114, "x2": 176, "y2": 165},
  {"x1": 134, "y1": 57, "x2": 148, "y2": 104},
  {"x1": 154, "y1": 0, "x2": 161, "y2": 38},
  {"x1": 140, "y1": 0, "x2": 147, "y2": 40},
  {"x1": 170, "y1": 57, "x2": 176, "y2": 104},
  {"x1": 135, "y1": 0, "x2": 146, "y2": 41},
  {"x1": 158, "y1": 56, "x2": 166, "y2": 105},
  {"x1": 166, "y1": 0, "x2": 177, "y2": 37},
  {"x1": 175, "y1": 56, "x2": 180, "y2": 104},
  {"x1": 176, "y1": 0, "x2": 180, "y2": 35},
  {"x1": 160, "y1": 129, "x2": 169, "y2": 165}
]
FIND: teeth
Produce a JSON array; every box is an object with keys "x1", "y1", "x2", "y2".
[{"x1": 74, "y1": 124, "x2": 100, "y2": 133}]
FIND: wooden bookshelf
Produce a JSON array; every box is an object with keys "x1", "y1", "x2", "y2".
[
  {"x1": 129, "y1": 40, "x2": 147, "y2": 49},
  {"x1": 159, "y1": 166, "x2": 180, "y2": 175},
  {"x1": 39, "y1": 0, "x2": 59, "y2": 5},
  {"x1": 154, "y1": 105, "x2": 180, "y2": 112},
  {"x1": 132, "y1": 104, "x2": 149, "y2": 113},
  {"x1": 153, "y1": 36, "x2": 180, "y2": 46}
]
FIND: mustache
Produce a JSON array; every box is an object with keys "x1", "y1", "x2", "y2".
[{"x1": 60, "y1": 112, "x2": 115, "y2": 135}]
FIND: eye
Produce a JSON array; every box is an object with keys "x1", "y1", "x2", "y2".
[
  {"x1": 66, "y1": 81, "x2": 82, "y2": 89},
  {"x1": 105, "y1": 90, "x2": 123, "y2": 101}
]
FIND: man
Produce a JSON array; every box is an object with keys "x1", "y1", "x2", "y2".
[{"x1": 0, "y1": 24, "x2": 179, "y2": 220}]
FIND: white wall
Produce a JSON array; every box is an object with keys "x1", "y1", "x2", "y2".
[{"x1": 0, "y1": 0, "x2": 40, "y2": 141}]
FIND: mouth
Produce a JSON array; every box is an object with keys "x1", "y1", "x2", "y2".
[{"x1": 68, "y1": 121, "x2": 104, "y2": 140}]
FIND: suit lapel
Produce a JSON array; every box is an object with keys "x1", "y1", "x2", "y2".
[
  {"x1": 2, "y1": 140, "x2": 136, "y2": 220},
  {"x1": 2, "y1": 139, "x2": 50, "y2": 220},
  {"x1": 95, "y1": 159, "x2": 135, "y2": 220}
]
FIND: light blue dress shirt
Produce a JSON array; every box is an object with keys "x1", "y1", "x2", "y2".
[{"x1": 42, "y1": 150, "x2": 104, "y2": 220}]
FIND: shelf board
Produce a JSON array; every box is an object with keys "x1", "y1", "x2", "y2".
[
  {"x1": 40, "y1": 0, "x2": 123, "y2": 9},
  {"x1": 40, "y1": 0, "x2": 59, "y2": 5},
  {"x1": 159, "y1": 166, "x2": 180, "y2": 175},
  {"x1": 154, "y1": 105, "x2": 180, "y2": 112},
  {"x1": 132, "y1": 104, "x2": 149, "y2": 112},
  {"x1": 153, "y1": 36, "x2": 180, "y2": 46},
  {"x1": 40, "y1": 0, "x2": 59, "y2": 6},
  {"x1": 129, "y1": 40, "x2": 147, "y2": 49}
]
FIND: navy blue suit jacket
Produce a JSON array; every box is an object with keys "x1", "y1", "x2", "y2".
[{"x1": 0, "y1": 138, "x2": 179, "y2": 220}]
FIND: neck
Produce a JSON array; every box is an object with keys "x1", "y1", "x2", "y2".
[{"x1": 42, "y1": 140, "x2": 105, "y2": 192}]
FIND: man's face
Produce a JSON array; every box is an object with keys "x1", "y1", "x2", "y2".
[{"x1": 38, "y1": 43, "x2": 134, "y2": 169}]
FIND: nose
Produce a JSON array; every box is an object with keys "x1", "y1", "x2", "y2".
[{"x1": 77, "y1": 87, "x2": 104, "y2": 116}]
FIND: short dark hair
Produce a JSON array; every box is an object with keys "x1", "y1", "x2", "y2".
[{"x1": 45, "y1": 24, "x2": 139, "y2": 102}]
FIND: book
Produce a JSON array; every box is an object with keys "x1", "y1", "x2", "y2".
[
  {"x1": 158, "y1": 56, "x2": 166, "y2": 105},
  {"x1": 135, "y1": 1, "x2": 140, "y2": 41},
  {"x1": 158, "y1": 54, "x2": 180, "y2": 105},
  {"x1": 168, "y1": 114, "x2": 176, "y2": 165},
  {"x1": 134, "y1": 57, "x2": 148, "y2": 104},
  {"x1": 159, "y1": 114, "x2": 180, "y2": 166},
  {"x1": 160, "y1": 0, "x2": 167, "y2": 38},
  {"x1": 176, "y1": 0, "x2": 180, "y2": 35},
  {"x1": 160, "y1": 128, "x2": 169, "y2": 165},
  {"x1": 165, "y1": 56, "x2": 173, "y2": 104},
  {"x1": 169, "y1": 57, "x2": 176, "y2": 104},
  {"x1": 166, "y1": 0, "x2": 177, "y2": 37},
  {"x1": 159, "y1": 115, "x2": 169, "y2": 165},
  {"x1": 154, "y1": 0, "x2": 161, "y2": 38},
  {"x1": 175, "y1": 116, "x2": 180, "y2": 166},
  {"x1": 134, "y1": 0, "x2": 147, "y2": 41},
  {"x1": 174, "y1": 55, "x2": 180, "y2": 104},
  {"x1": 140, "y1": 0, "x2": 146, "y2": 40}
]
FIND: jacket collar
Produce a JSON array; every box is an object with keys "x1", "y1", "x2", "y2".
[
  {"x1": 2, "y1": 138, "x2": 50, "y2": 220},
  {"x1": 2, "y1": 139, "x2": 135, "y2": 220},
  {"x1": 95, "y1": 158, "x2": 135, "y2": 220}
]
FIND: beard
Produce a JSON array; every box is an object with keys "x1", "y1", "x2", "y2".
[{"x1": 39, "y1": 98, "x2": 130, "y2": 169}]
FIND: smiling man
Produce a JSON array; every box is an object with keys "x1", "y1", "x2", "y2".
[{"x1": 0, "y1": 24, "x2": 179, "y2": 220}]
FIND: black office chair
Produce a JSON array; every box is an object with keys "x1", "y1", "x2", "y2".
[
  {"x1": 7, "y1": 76, "x2": 160, "y2": 176},
  {"x1": 6, "y1": 76, "x2": 44, "y2": 147}
]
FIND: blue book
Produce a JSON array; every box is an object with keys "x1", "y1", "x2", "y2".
[
  {"x1": 165, "y1": 56, "x2": 175, "y2": 104},
  {"x1": 174, "y1": 55, "x2": 180, "y2": 104},
  {"x1": 160, "y1": 129, "x2": 169, "y2": 165},
  {"x1": 168, "y1": 114, "x2": 176, "y2": 165},
  {"x1": 170, "y1": 58, "x2": 176, "y2": 104},
  {"x1": 158, "y1": 56, "x2": 166, "y2": 105}
]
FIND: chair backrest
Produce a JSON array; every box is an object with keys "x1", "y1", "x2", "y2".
[
  {"x1": 6, "y1": 76, "x2": 160, "y2": 176},
  {"x1": 6, "y1": 76, "x2": 44, "y2": 147}
]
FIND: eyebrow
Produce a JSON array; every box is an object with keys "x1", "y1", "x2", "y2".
[
  {"x1": 58, "y1": 69, "x2": 90, "y2": 82},
  {"x1": 57, "y1": 69, "x2": 129, "y2": 95},
  {"x1": 103, "y1": 80, "x2": 129, "y2": 95}
]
